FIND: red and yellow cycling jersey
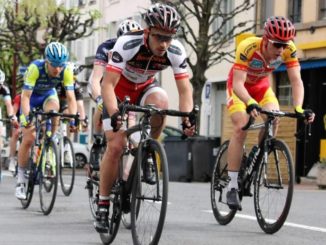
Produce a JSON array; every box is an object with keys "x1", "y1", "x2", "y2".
[{"x1": 233, "y1": 36, "x2": 299, "y2": 83}]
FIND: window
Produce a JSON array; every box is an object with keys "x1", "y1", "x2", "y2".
[
  {"x1": 277, "y1": 73, "x2": 292, "y2": 106},
  {"x1": 260, "y1": 0, "x2": 274, "y2": 28},
  {"x1": 78, "y1": 0, "x2": 86, "y2": 7},
  {"x1": 89, "y1": 0, "x2": 96, "y2": 4},
  {"x1": 320, "y1": 0, "x2": 326, "y2": 20},
  {"x1": 288, "y1": 0, "x2": 302, "y2": 23},
  {"x1": 213, "y1": 0, "x2": 234, "y2": 41}
]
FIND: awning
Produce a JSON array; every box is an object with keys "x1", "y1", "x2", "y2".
[{"x1": 274, "y1": 59, "x2": 326, "y2": 72}]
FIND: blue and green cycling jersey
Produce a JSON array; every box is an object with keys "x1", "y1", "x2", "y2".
[{"x1": 23, "y1": 59, "x2": 74, "y2": 94}]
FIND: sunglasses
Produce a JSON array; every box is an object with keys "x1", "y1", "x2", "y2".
[
  {"x1": 268, "y1": 39, "x2": 289, "y2": 49},
  {"x1": 150, "y1": 33, "x2": 174, "y2": 42}
]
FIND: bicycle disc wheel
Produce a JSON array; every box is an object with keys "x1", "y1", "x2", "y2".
[
  {"x1": 59, "y1": 136, "x2": 76, "y2": 196},
  {"x1": 254, "y1": 139, "x2": 294, "y2": 234},
  {"x1": 39, "y1": 138, "x2": 59, "y2": 215},
  {"x1": 99, "y1": 185, "x2": 122, "y2": 244},
  {"x1": 131, "y1": 139, "x2": 168, "y2": 245},
  {"x1": 21, "y1": 159, "x2": 35, "y2": 209},
  {"x1": 210, "y1": 140, "x2": 237, "y2": 225}
]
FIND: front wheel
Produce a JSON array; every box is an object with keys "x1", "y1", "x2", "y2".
[
  {"x1": 254, "y1": 139, "x2": 294, "y2": 234},
  {"x1": 21, "y1": 158, "x2": 36, "y2": 209},
  {"x1": 131, "y1": 139, "x2": 168, "y2": 245},
  {"x1": 210, "y1": 140, "x2": 237, "y2": 225},
  {"x1": 39, "y1": 138, "x2": 59, "y2": 215},
  {"x1": 59, "y1": 136, "x2": 76, "y2": 196}
]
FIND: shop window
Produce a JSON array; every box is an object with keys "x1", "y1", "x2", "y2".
[{"x1": 288, "y1": 0, "x2": 302, "y2": 23}]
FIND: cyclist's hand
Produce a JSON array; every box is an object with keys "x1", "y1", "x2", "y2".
[
  {"x1": 111, "y1": 112, "x2": 123, "y2": 132},
  {"x1": 95, "y1": 96, "x2": 103, "y2": 112},
  {"x1": 9, "y1": 115, "x2": 19, "y2": 128},
  {"x1": 246, "y1": 98, "x2": 261, "y2": 118},
  {"x1": 295, "y1": 106, "x2": 315, "y2": 124},
  {"x1": 181, "y1": 118, "x2": 195, "y2": 137},
  {"x1": 19, "y1": 114, "x2": 32, "y2": 128},
  {"x1": 69, "y1": 119, "x2": 77, "y2": 132},
  {"x1": 81, "y1": 117, "x2": 89, "y2": 132}
]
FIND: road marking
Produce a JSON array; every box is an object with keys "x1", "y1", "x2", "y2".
[{"x1": 203, "y1": 210, "x2": 326, "y2": 233}]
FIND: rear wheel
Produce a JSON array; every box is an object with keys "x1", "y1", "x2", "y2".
[
  {"x1": 254, "y1": 139, "x2": 294, "y2": 234},
  {"x1": 39, "y1": 138, "x2": 59, "y2": 215},
  {"x1": 59, "y1": 136, "x2": 76, "y2": 196},
  {"x1": 210, "y1": 140, "x2": 237, "y2": 225},
  {"x1": 131, "y1": 139, "x2": 168, "y2": 245}
]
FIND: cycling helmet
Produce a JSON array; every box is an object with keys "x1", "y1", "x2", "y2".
[
  {"x1": 45, "y1": 42, "x2": 69, "y2": 67},
  {"x1": 117, "y1": 19, "x2": 142, "y2": 37},
  {"x1": 0, "y1": 69, "x2": 5, "y2": 85},
  {"x1": 264, "y1": 16, "x2": 295, "y2": 42},
  {"x1": 144, "y1": 3, "x2": 180, "y2": 34}
]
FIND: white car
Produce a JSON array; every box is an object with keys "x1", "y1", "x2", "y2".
[{"x1": 73, "y1": 142, "x2": 90, "y2": 168}]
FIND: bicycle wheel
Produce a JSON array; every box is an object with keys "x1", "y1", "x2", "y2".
[
  {"x1": 21, "y1": 159, "x2": 35, "y2": 209},
  {"x1": 99, "y1": 184, "x2": 122, "y2": 244},
  {"x1": 254, "y1": 139, "x2": 294, "y2": 234},
  {"x1": 59, "y1": 136, "x2": 76, "y2": 196},
  {"x1": 86, "y1": 171, "x2": 99, "y2": 219},
  {"x1": 131, "y1": 139, "x2": 168, "y2": 245},
  {"x1": 39, "y1": 138, "x2": 59, "y2": 215},
  {"x1": 210, "y1": 140, "x2": 237, "y2": 225}
]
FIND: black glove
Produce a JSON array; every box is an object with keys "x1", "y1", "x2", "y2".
[
  {"x1": 246, "y1": 103, "x2": 261, "y2": 114},
  {"x1": 111, "y1": 112, "x2": 121, "y2": 132}
]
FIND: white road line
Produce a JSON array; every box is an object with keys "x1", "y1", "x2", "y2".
[{"x1": 202, "y1": 210, "x2": 326, "y2": 233}]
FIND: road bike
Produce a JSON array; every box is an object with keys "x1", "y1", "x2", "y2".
[
  {"x1": 0, "y1": 118, "x2": 11, "y2": 182},
  {"x1": 210, "y1": 109, "x2": 311, "y2": 234},
  {"x1": 95, "y1": 97, "x2": 197, "y2": 245},
  {"x1": 21, "y1": 109, "x2": 78, "y2": 215}
]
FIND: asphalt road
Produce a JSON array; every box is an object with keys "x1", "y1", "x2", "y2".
[{"x1": 0, "y1": 170, "x2": 325, "y2": 245}]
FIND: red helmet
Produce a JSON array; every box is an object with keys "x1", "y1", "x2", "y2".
[{"x1": 264, "y1": 16, "x2": 295, "y2": 42}]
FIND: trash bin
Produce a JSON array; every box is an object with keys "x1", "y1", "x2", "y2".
[
  {"x1": 190, "y1": 137, "x2": 220, "y2": 182},
  {"x1": 163, "y1": 137, "x2": 192, "y2": 182}
]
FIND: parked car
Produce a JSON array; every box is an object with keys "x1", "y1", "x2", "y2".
[{"x1": 73, "y1": 142, "x2": 90, "y2": 168}]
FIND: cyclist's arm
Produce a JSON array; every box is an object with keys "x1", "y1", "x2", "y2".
[
  {"x1": 287, "y1": 66, "x2": 304, "y2": 107},
  {"x1": 4, "y1": 98, "x2": 15, "y2": 117},
  {"x1": 101, "y1": 69, "x2": 120, "y2": 116},
  {"x1": 21, "y1": 90, "x2": 32, "y2": 117},
  {"x1": 77, "y1": 100, "x2": 86, "y2": 119},
  {"x1": 232, "y1": 69, "x2": 252, "y2": 104},
  {"x1": 175, "y1": 77, "x2": 193, "y2": 113},
  {"x1": 66, "y1": 90, "x2": 77, "y2": 115},
  {"x1": 88, "y1": 64, "x2": 105, "y2": 101}
]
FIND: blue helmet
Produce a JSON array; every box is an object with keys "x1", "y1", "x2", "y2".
[{"x1": 45, "y1": 42, "x2": 69, "y2": 67}]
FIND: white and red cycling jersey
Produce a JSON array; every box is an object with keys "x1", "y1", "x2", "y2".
[{"x1": 106, "y1": 30, "x2": 189, "y2": 104}]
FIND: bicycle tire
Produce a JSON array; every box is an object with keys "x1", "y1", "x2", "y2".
[
  {"x1": 254, "y1": 139, "x2": 294, "y2": 234},
  {"x1": 99, "y1": 183, "x2": 122, "y2": 244},
  {"x1": 59, "y1": 136, "x2": 76, "y2": 196},
  {"x1": 87, "y1": 172, "x2": 99, "y2": 219},
  {"x1": 21, "y1": 158, "x2": 35, "y2": 209},
  {"x1": 39, "y1": 138, "x2": 59, "y2": 215},
  {"x1": 131, "y1": 139, "x2": 168, "y2": 245},
  {"x1": 210, "y1": 140, "x2": 237, "y2": 225}
]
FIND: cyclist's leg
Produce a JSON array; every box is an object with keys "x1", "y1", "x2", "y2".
[
  {"x1": 9, "y1": 127, "x2": 20, "y2": 172},
  {"x1": 43, "y1": 91, "x2": 60, "y2": 135},
  {"x1": 94, "y1": 105, "x2": 127, "y2": 233}
]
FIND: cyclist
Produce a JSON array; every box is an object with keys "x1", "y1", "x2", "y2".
[
  {"x1": 94, "y1": 3, "x2": 195, "y2": 233},
  {"x1": 225, "y1": 16, "x2": 315, "y2": 210},
  {"x1": 87, "y1": 19, "x2": 142, "y2": 170},
  {"x1": 16, "y1": 42, "x2": 77, "y2": 199},
  {"x1": 0, "y1": 69, "x2": 19, "y2": 128}
]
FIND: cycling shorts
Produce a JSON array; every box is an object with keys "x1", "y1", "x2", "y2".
[{"x1": 22, "y1": 88, "x2": 59, "y2": 113}]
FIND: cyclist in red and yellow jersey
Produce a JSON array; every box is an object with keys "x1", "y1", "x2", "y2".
[{"x1": 226, "y1": 16, "x2": 315, "y2": 210}]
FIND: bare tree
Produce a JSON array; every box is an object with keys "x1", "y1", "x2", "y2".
[
  {"x1": 152, "y1": 0, "x2": 256, "y2": 119},
  {"x1": 0, "y1": 1, "x2": 100, "y2": 93}
]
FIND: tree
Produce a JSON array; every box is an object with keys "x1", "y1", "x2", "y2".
[
  {"x1": 0, "y1": 0, "x2": 101, "y2": 94},
  {"x1": 152, "y1": 0, "x2": 256, "y2": 123}
]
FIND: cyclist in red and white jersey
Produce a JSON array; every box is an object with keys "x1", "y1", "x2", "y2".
[
  {"x1": 225, "y1": 16, "x2": 315, "y2": 210},
  {"x1": 94, "y1": 3, "x2": 195, "y2": 233}
]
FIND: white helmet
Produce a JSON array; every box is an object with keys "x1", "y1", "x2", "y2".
[
  {"x1": 0, "y1": 69, "x2": 5, "y2": 85},
  {"x1": 116, "y1": 19, "x2": 142, "y2": 37}
]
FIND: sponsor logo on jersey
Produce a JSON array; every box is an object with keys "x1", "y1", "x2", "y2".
[
  {"x1": 112, "y1": 51, "x2": 123, "y2": 63},
  {"x1": 168, "y1": 45, "x2": 182, "y2": 55},
  {"x1": 244, "y1": 43, "x2": 257, "y2": 55},
  {"x1": 123, "y1": 39, "x2": 142, "y2": 50},
  {"x1": 179, "y1": 59, "x2": 187, "y2": 69},
  {"x1": 249, "y1": 59, "x2": 263, "y2": 69},
  {"x1": 290, "y1": 51, "x2": 297, "y2": 58},
  {"x1": 269, "y1": 58, "x2": 282, "y2": 69}
]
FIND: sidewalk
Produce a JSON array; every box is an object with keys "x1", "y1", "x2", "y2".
[{"x1": 295, "y1": 177, "x2": 320, "y2": 190}]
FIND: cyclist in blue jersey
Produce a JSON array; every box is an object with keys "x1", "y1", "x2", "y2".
[{"x1": 15, "y1": 42, "x2": 77, "y2": 199}]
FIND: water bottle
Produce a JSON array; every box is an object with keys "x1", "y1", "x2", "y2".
[{"x1": 46, "y1": 119, "x2": 52, "y2": 137}]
